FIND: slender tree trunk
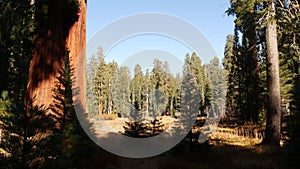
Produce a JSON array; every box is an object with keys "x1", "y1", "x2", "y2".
[
  {"x1": 132, "y1": 86, "x2": 135, "y2": 106},
  {"x1": 146, "y1": 92, "x2": 149, "y2": 118},
  {"x1": 99, "y1": 96, "x2": 103, "y2": 115},
  {"x1": 108, "y1": 81, "x2": 112, "y2": 114},
  {"x1": 263, "y1": 0, "x2": 282, "y2": 146},
  {"x1": 109, "y1": 97, "x2": 113, "y2": 114},
  {"x1": 122, "y1": 92, "x2": 126, "y2": 116},
  {"x1": 170, "y1": 94, "x2": 174, "y2": 116}
]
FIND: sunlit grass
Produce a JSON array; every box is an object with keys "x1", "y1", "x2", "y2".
[
  {"x1": 0, "y1": 148, "x2": 10, "y2": 158},
  {"x1": 209, "y1": 131, "x2": 262, "y2": 146}
]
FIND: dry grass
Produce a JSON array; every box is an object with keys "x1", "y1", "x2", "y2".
[
  {"x1": 209, "y1": 128, "x2": 262, "y2": 146},
  {"x1": 0, "y1": 148, "x2": 10, "y2": 158},
  {"x1": 78, "y1": 143, "x2": 291, "y2": 169},
  {"x1": 93, "y1": 116, "x2": 265, "y2": 147},
  {"x1": 94, "y1": 114, "x2": 118, "y2": 120},
  {"x1": 87, "y1": 116, "x2": 294, "y2": 169}
]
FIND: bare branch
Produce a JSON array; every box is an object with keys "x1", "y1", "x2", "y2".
[{"x1": 278, "y1": 0, "x2": 285, "y2": 8}]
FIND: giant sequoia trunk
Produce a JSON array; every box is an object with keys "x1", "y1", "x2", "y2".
[
  {"x1": 264, "y1": 0, "x2": 282, "y2": 146},
  {"x1": 27, "y1": 0, "x2": 86, "y2": 115},
  {"x1": 66, "y1": 0, "x2": 87, "y2": 117}
]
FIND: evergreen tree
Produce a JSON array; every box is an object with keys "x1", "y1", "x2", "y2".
[
  {"x1": 226, "y1": 0, "x2": 300, "y2": 145},
  {"x1": 206, "y1": 57, "x2": 227, "y2": 117},
  {"x1": 106, "y1": 61, "x2": 118, "y2": 114},
  {"x1": 289, "y1": 54, "x2": 300, "y2": 165},
  {"x1": 50, "y1": 51, "x2": 94, "y2": 168},
  {"x1": 180, "y1": 54, "x2": 200, "y2": 146},
  {"x1": 0, "y1": 0, "x2": 36, "y2": 100},
  {"x1": 0, "y1": 1, "x2": 59, "y2": 168},
  {"x1": 112, "y1": 66, "x2": 131, "y2": 117},
  {"x1": 95, "y1": 48, "x2": 109, "y2": 115},
  {"x1": 0, "y1": 0, "x2": 86, "y2": 168},
  {"x1": 190, "y1": 52, "x2": 212, "y2": 116},
  {"x1": 223, "y1": 34, "x2": 239, "y2": 118},
  {"x1": 87, "y1": 54, "x2": 100, "y2": 117},
  {"x1": 0, "y1": 99, "x2": 59, "y2": 168},
  {"x1": 174, "y1": 73, "x2": 182, "y2": 117},
  {"x1": 150, "y1": 59, "x2": 166, "y2": 117},
  {"x1": 141, "y1": 69, "x2": 151, "y2": 118},
  {"x1": 162, "y1": 61, "x2": 177, "y2": 115},
  {"x1": 130, "y1": 64, "x2": 143, "y2": 111},
  {"x1": 226, "y1": 0, "x2": 262, "y2": 123},
  {"x1": 180, "y1": 54, "x2": 200, "y2": 118},
  {"x1": 276, "y1": 0, "x2": 300, "y2": 112},
  {"x1": 263, "y1": 0, "x2": 282, "y2": 146}
]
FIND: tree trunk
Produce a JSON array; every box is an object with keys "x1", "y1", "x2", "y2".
[
  {"x1": 99, "y1": 96, "x2": 103, "y2": 115},
  {"x1": 27, "y1": 0, "x2": 86, "y2": 113},
  {"x1": 244, "y1": 12, "x2": 261, "y2": 122},
  {"x1": 67, "y1": 0, "x2": 87, "y2": 118},
  {"x1": 27, "y1": 1, "x2": 68, "y2": 107},
  {"x1": 122, "y1": 92, "x2": 127, "y2": 116},
  {"x1": 146, "y1": 92, "x2": 149, "y2": 118},
  {"x1": 170, "y1": 94, "x2": 174, "y2": 116},
  {"x1": 263, "y1": 0, "x2": 282, "y2": 146}
]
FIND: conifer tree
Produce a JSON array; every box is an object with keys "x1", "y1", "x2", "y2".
[
  {"x1": 226, "y1": 0, "x2": 300, "y2": 145},
  {"x1": 87, "y1": 54, "x2": 100, "y2": 117},
  {"x1": 0, "y1": 1, "x2": 59, "y2": 168},
  {"x1": 261, "y1": 0, "x2": 281, "y2": 146},
  {"x1": 130, "y1": 64, "x2": 143, "y2": 111},
  {"x1": 150, "y1": 59, "x2": 166, "y2": 117},
  {"x1": 141, "y1": 69, "x2": 151, "y2": 118},
  {"x1": 95, "y1": 48, "x2": 108, "y2": 115},
  {"x1": 106, "y1": 61, "x2": 118, "y2": 114},
  {"x1": 113, "y1": 66, "x2": 131, "y2": 117},
  {"x1": 180, "y1": 54, "x2": 200, "y2": 146},
  {"x1": 223, "y1": 34, "x2": 237, "y2": 116},
  {"x1": 226, "y1": 0, "x2": 262, "y2": 122},
  {"x1": 206, "y1": 57, "x2": 226, "y2": 117}
]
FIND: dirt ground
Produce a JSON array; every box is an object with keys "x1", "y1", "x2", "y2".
[
  {"x1": 79, "y1": 142, "x2": 295, "y2": 169},
  {"x1": 79, "y1": 117, "x2": 298, "y2": 169}
]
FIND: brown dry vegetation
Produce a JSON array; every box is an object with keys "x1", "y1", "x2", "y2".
[
  {"x1": 80, "y1": 116, "x2": 296, "y2": 169},
  {"x1": 77, "y1": 140, "x2": 292, "y2": 169}
]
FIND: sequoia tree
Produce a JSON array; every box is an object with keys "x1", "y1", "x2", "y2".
[
  {"x1": 27, "y1": 0, "x2": 87, "y2": 115},
  {"x1": 263, "y1": 0, "x2": 281, "y2": 145}
]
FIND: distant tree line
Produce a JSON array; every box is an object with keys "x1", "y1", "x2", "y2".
[{"x1": 87, "y1": 48, "x2": 226, "y2": 120}]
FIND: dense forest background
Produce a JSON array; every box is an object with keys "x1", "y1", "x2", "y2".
[
  {"x1": 1, "y1": 0, "x2": 300, "y2": 169},
  {"x1": 86, "y1": 49, "x2": 226, "y2": 119}
]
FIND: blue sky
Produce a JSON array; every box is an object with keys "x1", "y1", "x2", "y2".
[{"x1": 86, "y1": 0, "x2": 235, "y2": 68}]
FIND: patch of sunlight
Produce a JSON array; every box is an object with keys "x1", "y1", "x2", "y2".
[
  {"x1": 0, "y1": 148, "x2": 11, "y2": 157},
  {"x1": 209, "y1": 131, "x2": 262, "y2": 146}
]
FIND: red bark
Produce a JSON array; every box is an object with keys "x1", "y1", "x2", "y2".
[
  {"x1": 67, "y1": 0, "x2": 88, "y2": 116},
  {"x1": 27, "y1": 0, "x2": 86, "y2": 112}
]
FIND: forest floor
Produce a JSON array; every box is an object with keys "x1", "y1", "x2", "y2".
[
  {"x1": 81, "y1": 116, "x2": 298, "y2": 169},
  {"x1": 81, "y1": 138, "x2": 294, "y2": 169}
]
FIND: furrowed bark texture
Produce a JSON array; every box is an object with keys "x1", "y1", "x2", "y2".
[
  {"x1": 264, "y1": 0, "x2": 282, "y2": 146},
  {"x1": 27, "y1": 0, "x2": 86, "y2": 115}
]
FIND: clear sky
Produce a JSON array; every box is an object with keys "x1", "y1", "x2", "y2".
[{"x1": 86, "y1": 0, "x2": 235, "y2": 67}]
